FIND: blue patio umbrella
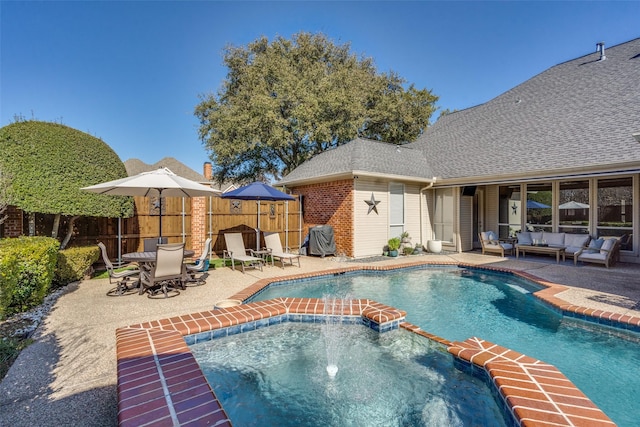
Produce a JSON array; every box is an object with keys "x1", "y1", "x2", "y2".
[
  {"x1": 221, "y1": 182, "x2": 295, "y2": 249},
  {"x1": 526, "y1": 200, "x2": 550, "y2": 209}
]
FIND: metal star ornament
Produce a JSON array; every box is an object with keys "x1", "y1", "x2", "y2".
[{"x1": 365, "y1": 193, "x2": 381, "y2": 214}]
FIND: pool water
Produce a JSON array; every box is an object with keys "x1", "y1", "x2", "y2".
[
  {"x1": 251, "y1": 267, "x2": 640, "y2": 426},
  {"x1": 190, "y1": 322, "x2": 507, "y2": 427}
]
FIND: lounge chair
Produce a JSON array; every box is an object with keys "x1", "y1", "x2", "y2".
[
  {"x1": 141, "y1": 243, "x2": 185, "y2": 298},
  {"x1": 186, "y1": 238, "x2": 212, "y2": 285},
  {"x1": 264, "y1": 232, "x2": 301, "y2": 268},
  {"x1": 575, "y1": 237, "x2": 620, "y2": 268},
  {"x1": 98, "y1": 242, "x2": 140, "y2": 296},
  {"x1": 223, "y1": 233, "x2": 263, "y2": 273},
  {"x1": 479, "y1": 231, "x2": 513, "y2": 257}
]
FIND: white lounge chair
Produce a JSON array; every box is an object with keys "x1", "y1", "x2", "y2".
[
  {"x1": 186, "y1": 238, "x2": 212, "y2": 285},
  {"x1": 223, "y1": 233, "x2": 263, "y2": 273},
  {"x1": 264, "y1": 232, "x2": 301, "y2": 268},
  {"x1": 98, "y1": 242, "x2": 140, "y2": 296}
]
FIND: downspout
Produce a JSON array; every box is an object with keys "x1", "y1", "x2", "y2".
[{"x1": 419, "y1": 178, "x2": 436, "y2": 247}]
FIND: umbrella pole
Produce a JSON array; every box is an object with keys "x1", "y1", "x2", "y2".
[
  {"x1": 158, "y1": 191, "x2": 163, "y2": 243},
  {"x1": 256, "y1": 200, "x2": 260, "y2": 251}
]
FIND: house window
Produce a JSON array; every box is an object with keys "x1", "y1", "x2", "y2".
[
  {"x1": 525, "y1": 182, "x2": 552, "y2": 232},
  {"x1": 498, "y1": 185, "x2": 521, "y2": 237},
  {"x1": 434, "y1": 188, "x2": 453, "y2": 243},
  {"x1": 597, "y1": 177, "x2": 633, "y2": 250},
  {"x1": 559, "y1": 181, "x2": 589, "y2": 234},
  {"x1": 389, "y1": 182, "x2": 404, "y2": 238}
]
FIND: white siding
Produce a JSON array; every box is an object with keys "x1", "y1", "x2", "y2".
[
  {"x1": 404, "y1": 184, "x2": 422, "y2": 247},
  {"x1": 352, "y1": 179, "x2": 425, "y2": 258},
  {"x1": 353, "y1": 178, "x2": 388, "y2": 258}
]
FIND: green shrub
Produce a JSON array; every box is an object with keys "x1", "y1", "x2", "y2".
[
  {"x1": 53, "y1": 245, "x2": 100, "y2": 287},
  {"x1": 0, "y1": 237, "x2": 59, "y2": 319}
]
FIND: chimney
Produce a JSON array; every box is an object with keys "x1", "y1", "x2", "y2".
[
  {"x1": 596, "y1": 42, "x2": 606, "y2": 61},
  {"x1": 203, "y1": 162, "x2": 212, "y2": 180}
]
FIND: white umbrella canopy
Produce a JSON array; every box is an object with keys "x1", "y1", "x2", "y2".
[
  {"x1": 559, "y1": 201, "x2": 590, "y2": 209},
  {"x1": 82, "y1": 167, "x2": 219, "y2": 238},
  {"x1": 82, "y1": 167, "x2": 219, "y2": 198}
]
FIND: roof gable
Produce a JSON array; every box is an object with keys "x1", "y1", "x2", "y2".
[{"x1": 278, "y1": 137, "x2": 434, "y2": 185}]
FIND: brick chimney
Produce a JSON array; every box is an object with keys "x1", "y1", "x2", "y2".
[{"x1": 203, "y1": 162, "x2": 212, "y2": 180}]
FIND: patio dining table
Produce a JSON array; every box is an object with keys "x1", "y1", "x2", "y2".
[{"x1": 122, "y1": 249, "x2": 195, "y2": 293}]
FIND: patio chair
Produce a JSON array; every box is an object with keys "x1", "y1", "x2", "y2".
[
  {"x1": 98, "y1": 242, "x2": 140, "y2": 296},
  {"x1": 264, "y1": 232, "x2": 301, "y2": 268},
  {"x1": 140, "y1": 243, "x2": 185, "y2": 298},
  {"x1": 479, "y1": 231, "x2": 513, "y2": 257},
  {"x1": 223, "y1": 233, "x2": 263, "y2": 273},
  {"x1": 575, "y1": 237, "x2": 620, "y2": 268},
  {"x1": 186, "y1": 238, "x2": 212, "y2": 285}
]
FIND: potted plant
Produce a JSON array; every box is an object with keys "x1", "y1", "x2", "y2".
[
  {"x1": 387, "y1": 237, "x2": 401, "y2": 257},
  {"x1": 403, "y1": 246, "x2": 414, "y2": 256},
  {"x1": 413, "y1": 243, "x2": 423, "y2": 254}
]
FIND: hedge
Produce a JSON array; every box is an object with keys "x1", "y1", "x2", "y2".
[
  {"x1": 0, "y1": 237, "x2": 60, "y2": 319},
  {"x1": 53, "y1": 245, "x2": 101, "y2": 287}
]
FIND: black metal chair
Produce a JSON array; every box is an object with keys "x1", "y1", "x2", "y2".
[{"x1": 98, "y1": 242, "x2": 140, "y2": 296}]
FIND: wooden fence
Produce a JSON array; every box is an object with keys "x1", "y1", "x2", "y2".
[{"x1": 71, "y1": 195, "x2": 302, "y2": 261}]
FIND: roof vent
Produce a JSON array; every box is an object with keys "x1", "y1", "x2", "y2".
[{"x1": 596, "y1": 42, "x2": 606, "y2": 61}]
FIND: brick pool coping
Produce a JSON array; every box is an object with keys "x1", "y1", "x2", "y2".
[{"x1": 116, "y1": 261, "x2": 632, "y2": 426}]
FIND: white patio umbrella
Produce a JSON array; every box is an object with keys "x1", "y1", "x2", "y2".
[
  {"x1": 559, "y1": 201, "x2": 590, "y2": 209},
  {"x1": 82, "y1": 167, "x2": 219, "y2": 239}
]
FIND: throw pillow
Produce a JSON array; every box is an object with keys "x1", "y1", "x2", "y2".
[{"x1": 586, "y1": 238, "x2": 604, "y2": 253}]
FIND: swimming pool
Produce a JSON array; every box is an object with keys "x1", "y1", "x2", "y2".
[
  {"x1": 249, "y1": 267, "x2": 640, "y2": 427},
  {"x1": 190, "y1": 322, "x2": 508, "y2": 426}
]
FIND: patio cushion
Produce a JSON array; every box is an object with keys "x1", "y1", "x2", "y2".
[
  {"x1": 600, "y1": 238, "x2": 615, "y2": 255},
  {"x1": 564, "y1": 234, "x2": 590, "y2": 248},
  {"x1": 530, "y1": 231, "x2": 543, "y2": 242},
  {"x1": 543, "y1": 232, "x2": 565, "y2": 246},
  {"x1": 517, "y1": 232, "x2": 532, "y2": 245}
]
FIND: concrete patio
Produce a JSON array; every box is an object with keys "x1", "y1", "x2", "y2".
[{"x1": 0, "y1": 252, "x2": 638, "y2": 426}]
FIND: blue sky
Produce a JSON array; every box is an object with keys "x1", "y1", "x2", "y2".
[{"x1": 2, "y1": 1, "x2": 638, "y2": 175}]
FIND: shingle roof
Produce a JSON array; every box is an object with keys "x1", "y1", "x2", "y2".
[
  {"x1": 124, "y1": 157, "x2": 207, "y2": 182},
  {"x1": 409, "y1": 38, "x2": 640, "y2": 182},
  {"x1": 277, "y1": 137, "x2": 434, "y2": 185}
]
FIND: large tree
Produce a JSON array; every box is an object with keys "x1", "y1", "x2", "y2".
[
  {"x1": 0, "y1": 120, "x2": 134, "y2": 248},
  {"x1": 195, "y1": 32, "x2": 438, "y2": 183}
]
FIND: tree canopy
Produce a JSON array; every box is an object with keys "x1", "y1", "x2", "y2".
[
  {"x1": 0, "y1": 120, "x2": 134, "y2": 246},
  {"x1": 195, "y1": 32, "x2": 438, "y2": 183}
]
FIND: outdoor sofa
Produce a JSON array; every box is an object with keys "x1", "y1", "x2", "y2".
[{"x1": 515, "y1": 231, "x2": 590, "y2": 262}]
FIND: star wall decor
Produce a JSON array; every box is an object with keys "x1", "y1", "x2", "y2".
[{"x1": 365, "y1": 192, "x2": 381, "y2": 214}]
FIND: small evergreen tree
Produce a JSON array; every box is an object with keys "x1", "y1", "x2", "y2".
[{"x1": 0, "y1": 120, "x2": 134, "y2": 248}]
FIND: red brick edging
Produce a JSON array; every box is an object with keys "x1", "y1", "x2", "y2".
[{"x1": 116, "y1": 261, "x2": 628, "y2": 426}]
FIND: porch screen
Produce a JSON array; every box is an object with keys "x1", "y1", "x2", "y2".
[{"x1": 434, "y1": 188, "x2": 454, "y2": 243}]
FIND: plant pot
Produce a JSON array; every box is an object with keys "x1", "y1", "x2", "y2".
[
  {"x1": 427, "y1": 240, "x2": 442, "y2": 253},
  {"x1": 388, "y1": 250, "x2": 398, "y2": 257}
]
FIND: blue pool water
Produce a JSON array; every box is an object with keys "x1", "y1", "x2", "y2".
[
  {"x1": 250, "y1": 267, "x2": 640, "y2": 426},
  {"x1": 190, "y1": 322, "x2": 508, "y2": 427}
]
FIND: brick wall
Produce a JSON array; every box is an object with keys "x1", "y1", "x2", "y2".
[
  {"x1": 292, "y1": 179, "x2": 354, "y2": 257},
  {"x1": 2, "y1": 206, "x2": 23, "y2": 237},
  {"x1": 190, "y1": 197, "x2": 208, "y2": 256}
]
